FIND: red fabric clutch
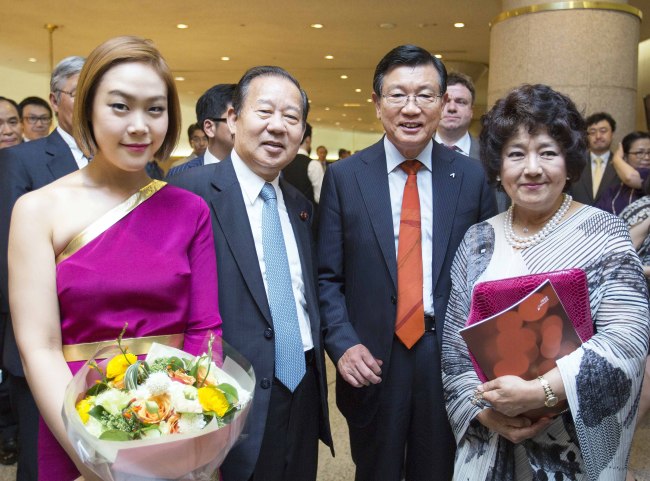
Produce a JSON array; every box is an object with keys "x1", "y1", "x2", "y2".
[{"x1": 465, "y1": 268, "x2": 594, "y2": 383}]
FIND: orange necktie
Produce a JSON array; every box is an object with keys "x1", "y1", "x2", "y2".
[{"x1": 395, "y1": 160, "x2": 424, "y2": 349}]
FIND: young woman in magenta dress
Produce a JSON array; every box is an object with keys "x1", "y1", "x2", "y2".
[{"x1": 8, "y1": 36, "x2": 222, "y2": 480}]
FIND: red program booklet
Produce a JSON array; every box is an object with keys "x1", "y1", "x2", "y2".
[{"x1": 460, "y1": 279, "x2": 584, "y2": 420}]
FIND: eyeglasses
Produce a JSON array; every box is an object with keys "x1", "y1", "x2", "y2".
[
  {"x1": 57, "y1": 90, "x2": 76, "y2": 98},
  {"x1": 24, "y1": 115, "x2": 52, "y2": 125},
  {"x1": 208, "y1": 117, "x2": 227, "y2": 123},
  {"x1": 381, "y1": 93, "x2": 443, "y2": 107},
  {"x1": 629, "y1": 150, "x2": 650, "y2": 158}
]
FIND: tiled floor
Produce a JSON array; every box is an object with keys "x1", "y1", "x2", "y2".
[{"x1": 1, "y1": 360, "x2": 647, "y2": 480}]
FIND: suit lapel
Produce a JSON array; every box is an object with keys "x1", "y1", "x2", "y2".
[
  {"x1": 45, "y1": 130, "x2": 78, "y2": 180},
  {"x1": 355, "y1": 141, "x2": 397, "y2": 290},
  {"x1": 209, "y1": 159, "x2": 272, "y2": 324},
  {"x1": 430, "y1": 142, "x2": 463, "y2": 289},
  {"x1": 597, "y1": 155, "x2": 617, "y2": 200}
]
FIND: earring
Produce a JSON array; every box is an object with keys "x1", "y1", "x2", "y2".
[
  {"x1": 496, "y1": 176, "x2": 501, "y2": 181},
  {"x1": 566, "y1": 176, "x2": 571, "y2": 180}
]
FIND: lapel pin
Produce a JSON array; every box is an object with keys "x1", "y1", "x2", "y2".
[
  {"x1": 300, "y1": 211, "x2": 309, "y2": 221},
  {"x1": 450, "y1": 172, "x2": 456, "y2": 178}
]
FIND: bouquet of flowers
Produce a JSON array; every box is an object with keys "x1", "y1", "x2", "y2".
[{"x1": 63, "y1": 328, "x2": 254, "y2": 480}]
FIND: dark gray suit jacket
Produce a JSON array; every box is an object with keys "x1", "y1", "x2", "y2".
[
  {"x1": 318, "y1": 138, "x2": 497, "y2": 427},
  {"x1": 571, "y1": 152, "x2": 619, "y2": 205},
  {"x1": 168, "y1": 159, "x2": 332, "y2": 480},
  {"x1": 0, "y1": 130, "x2": 78, "y2": 376}
]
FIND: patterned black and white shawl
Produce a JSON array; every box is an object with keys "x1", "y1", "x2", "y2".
[{"x1": 442, "y1": 206, "x2": 649, "y2": 481}]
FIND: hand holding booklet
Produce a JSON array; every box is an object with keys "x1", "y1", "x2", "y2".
[{"x1": 460, "y1": 269, "x2": 593, "y2": 420}]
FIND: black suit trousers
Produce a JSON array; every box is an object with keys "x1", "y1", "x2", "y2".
[
  {"x1": 348, "y1": 332, "x2": 455, "y2": 481},
  {"x1": 250, "y1": 362, "x2": 320, "y2": 481}
]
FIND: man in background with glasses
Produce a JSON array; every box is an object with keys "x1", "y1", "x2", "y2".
[
  {"x1": 18, "y1": 97, "x2": 52, "y2": 141},
  {"x1": 0, "y1": 55, "x2": 86, "y2": 481},
  {"x1": 571, "y1": 112, "x2": 620, "y2": 205},
  {"x1": 318, "y1": 44, "x2": 496, "y2": 480},
  {"x1": 0, "y1": 97, "x2": 23, "y2": 150},
  {"x1": 166, "y1": 83, "x2": 235, "y2": 177}
]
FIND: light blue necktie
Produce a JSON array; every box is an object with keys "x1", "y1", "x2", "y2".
[{"x1": 259, "y1": 183, "x2": 305, "y2": 392}]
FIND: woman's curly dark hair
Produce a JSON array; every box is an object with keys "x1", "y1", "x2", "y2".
[{"x1": 479, "y1": 84, "x2": 587, "y2": 190}]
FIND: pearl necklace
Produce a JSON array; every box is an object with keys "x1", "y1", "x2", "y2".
[{"x1": 504, "y1": 194, "x2": 572, "y2": 249}]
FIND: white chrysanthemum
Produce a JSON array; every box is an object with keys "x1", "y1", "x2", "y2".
[
  {"x1": 169, "y1": 383, "x2": 202, "y2": 413},
  {"x1": 131, "y1": 386, "x2": 150, "y2": 401},
  {"x1": 85, "y1": 416, "x2": 106, "y2": 438},
  {"x1": 177, "y1": 413, "x2": 207, "y2": 434},
  {"x1": 143, "y1": 372, "x2": 172, "y2": 396},
  {"x1": 95, "y1": 388, "x2": 132, "y2": 416}
]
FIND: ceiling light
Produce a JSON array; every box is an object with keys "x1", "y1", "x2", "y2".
[
  {"x1": 324, "y1": 107, "x2": 330, "y2": 111},
  {"x1": 435, "y1": 54, "x2": 443, "y2": 59},
  {"x1": 175, "y1": 76, "x2": 185, "y2": 81},
  {"x1": 342, "y1": 113, "x2": 347, "y2": 117},
  {"x1": 379, "y1": 22, "x2": 396, "y2": 29},
  {"x1": 221, "y1": 56, "x2": 230, "y2": 61},
  {"x1": 176, "y1": 24, "x2": 189, "y2": 29},
  {"x1": 340, "y1": 75, "x2": 348, "y2": 79},
  {"x1": 310, "y1": 23, "x2": 324, "y2": 29},
  {"x1": 316, "y1": 118, "x2": 321, "y2": 121},
  {"x1": 335, "y1": 122, "x2": 341, "y2": 125},
  {"x1": 324, "y1": 55, "x2": 334, "y2": 60},
  {"x1": 28, "y1": 58, "x2": 37, "y2": 63},
  {"x1": 343, "y1": 103, "x2": 361, "y2": 107},
  {"x1": 454, "y1": 22, "x2": 465, "y2": 28},
  {"x1": 357, "y1": 118, "x2": 362, "y2": 121},
  {"x1": 366, "y1": 98, "x2": 372, "y2": 103},
  {"x1": 355, "y1": 88, "x2": 362, "y2": 93}
]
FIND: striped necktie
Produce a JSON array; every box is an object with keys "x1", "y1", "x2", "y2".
[{"x1": 395, "y1": 160, "x2": 424, "y2": 348}]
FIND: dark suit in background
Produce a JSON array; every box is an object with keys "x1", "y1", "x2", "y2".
[
  {"x1": 169, "y1": 159, "x2": 333, "y2": 481},
  {"x1": 282, "y1": 153, "x2": 316, "y2": 205},
  {"x1": 0, "y1": 129, "x2": 78, "y2": 480},
  {"x1": 570, "y1": 152, "x2": 619, "y2": 205},
  {"x1": 166, "y1": 153, "x2": 205, "y2": 178},
  {"x1": 318, "y1": 139, "x2": 496, "y2": 480},
  {"x1": 468, "y1": 134, "x2": 510, "y2": 212}
]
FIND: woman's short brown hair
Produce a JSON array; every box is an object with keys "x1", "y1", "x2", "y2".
[{"x1": 73, "y1": 36, "x2": 181, "y2": 161}]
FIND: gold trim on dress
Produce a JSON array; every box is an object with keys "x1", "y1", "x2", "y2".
[
  {"x1": 491, "y1": 2, "x2": 642, "y2": 27},
  {"x1": 62, "y1": 333, "x2": 185, "y2": 362},
  {"x1": 56, "y1": 180, "x2": 167, "y2": 264}
]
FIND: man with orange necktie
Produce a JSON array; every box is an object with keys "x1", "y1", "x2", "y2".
[{"x1": 318, "y1": 45, "x2": 496, "y2": 481}]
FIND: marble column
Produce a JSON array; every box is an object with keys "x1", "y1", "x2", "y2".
[{"x1": 488, "y1": 1, "x2": 642, "y2": 138}]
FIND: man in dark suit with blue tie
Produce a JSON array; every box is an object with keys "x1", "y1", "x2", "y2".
[
  {"x1": 318, "y1": 45, "x2": 496, "y2": 481},
  {"x1": 169, "y1": 66, "x2": 332, "y2": 481},
  {"x1": 0, "y1": 56, "x2": 86, "y2": 481}
]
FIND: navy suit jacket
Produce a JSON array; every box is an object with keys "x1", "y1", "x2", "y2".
[
  {"x1": 168, "y1": 159, "x2": 333, "y2": 480},
  {"x1": 317, "y1": 138, "x2": 496, "y2": 427},
  {"x1": 166, "y1": 154, "x2": 204, "y2": 178},
  {"x1": 0, "y1": 130, "x2": 78, "y2": 375}
]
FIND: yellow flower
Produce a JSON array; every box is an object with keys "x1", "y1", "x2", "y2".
[
  {"x1": 76, "y1": 397, "x2": 94, "y2": 424},
  {"x1": 198, "y1": 386, "x2": 230, "y2": 417},
  {"x1": 106, "y1": 353, "x2": 137, "y2": 381}
]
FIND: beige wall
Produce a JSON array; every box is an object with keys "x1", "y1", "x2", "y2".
[{"x1": 637, "y1": 38, "x2": 650, "y2": 131}]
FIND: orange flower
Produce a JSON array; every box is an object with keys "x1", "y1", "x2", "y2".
[
  {"x1": 131, "y1": 394, "x2": 173, "y2": 424},
  {"x1": 169, "y1": 369, "x2": 196, "y2": 385},
  {"x1": 196, "y1": 365, "x2": 218, "y2": 386}
]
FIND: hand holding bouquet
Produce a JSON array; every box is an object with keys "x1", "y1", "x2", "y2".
[{"x1": 64, "y1": 328, "x2": 254, "y2": 480}]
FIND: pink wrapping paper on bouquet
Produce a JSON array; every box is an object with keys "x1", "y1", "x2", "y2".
[{"x1": 63, "y1": 335, "x2": 255, "y2": 480}]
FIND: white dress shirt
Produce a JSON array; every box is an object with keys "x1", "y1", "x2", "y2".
[
  {"x1": 434, "y1": 131, "x2": 471, "y2": 157},
  {"x1": 231, "y1": 150, "x2": 314, "y2": 351},
  {"x1": 57, "y1": 127, "x2": 88, "y2": 169},
  {"x1": 385, "y1": 137, "x2": 434, "y2": 315},
  {"x1": 203, "y1": 148, "x2": 223, "y2": 165},
  {"x1": 298, "y1": 148, "x2": 325, "y2": 203}
]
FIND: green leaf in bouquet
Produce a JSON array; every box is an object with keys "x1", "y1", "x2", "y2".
[
  {"x1": 124, "y1": 360, "x2": 150, "y2": 391},
  {"x1": 99, "y1": 429, "x2": 134, "y2": 441},
  {"x1": 217, "y1": 383, "x2": 239, "y2": 405},
  {"x1": 88, "y1": 405, "x2": 109, "y2": 421},
  {"x1": 167, "y1": 356, "x2": 186, "y2": 372},
  {"x1": 85, "y1": 381, "x2": 109, "y2": 397}
]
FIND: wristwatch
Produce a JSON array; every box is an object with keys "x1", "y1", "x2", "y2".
[{"x1": 537, "y1": 376, "x2": 558, "y2": 407}]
